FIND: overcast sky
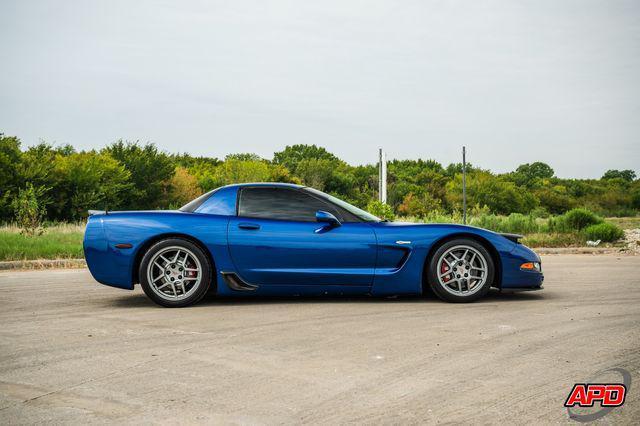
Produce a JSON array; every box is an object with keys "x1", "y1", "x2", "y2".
[{"x1": 1, "y1": 0, "x2": 639, "y2": 178}]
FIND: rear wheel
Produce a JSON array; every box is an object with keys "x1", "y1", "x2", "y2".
[
  {"x1": 139, "y1": 238, "x2": 212, "y2": 307},
  {"x1": 427, "y1": 238, "x2": 494, "y2": 303}
]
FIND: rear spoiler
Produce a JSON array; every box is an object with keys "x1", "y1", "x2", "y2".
[
  {"x1": 500, "y1": 233, "x2": 523, "y2": 244},
  {"x1": 88, "y1": 210, "x2": 108, "y2": 216}
]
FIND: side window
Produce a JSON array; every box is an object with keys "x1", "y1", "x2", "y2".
[
  {"x1": 238, "y1": 187, "x2": 340, "y2": 222},
  {"x1": 194, "y1": 186, "x2": 237, "y2": 215}
]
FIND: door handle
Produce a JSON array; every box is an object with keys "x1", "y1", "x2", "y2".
[{"x1": 238, "y1": 223, "x2": 260, "y2": 230}]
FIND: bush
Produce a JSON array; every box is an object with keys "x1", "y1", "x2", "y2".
[
  {"x1": 366, "y1": 200, "x2": 395, "y2": 221},
  {"x1": 562, "y1": 208, "x2": 602, "y2": 230},
  {"x1": 167, "y1": 167, "x2": 202, "y2": 207},
  {"x1": 397, "y1": 192, "x2": 441, "y2": 218},
  {"x1": 468, "y1": 213, "x2": 541, "y2": 234},
  {"x1": 547, "y1": 215, "x2": 569, "y2": 233},
  {"x1": 420, "y1": 211, "x2": 460, "y2": 224},
  {"x1": 470, "y1": 214, "x2": 503, "y2": 231},
  {"x1": 583, "y1": 223, "x2": 624, "y2": 242},
  {"x1": 502, "y1": 213, "x2": 540, "y2": 234},
  {"x1": 12, "y1": 183, "x2": 48, "y2": 236},
  {"x1": 529, "y1": 206, "x2": 550, "y2": 218},
  {"x1": 521, "y1": 232, "x2": 585, "y2": 248}
]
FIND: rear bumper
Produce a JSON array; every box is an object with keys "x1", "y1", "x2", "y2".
[{"x1": 83, "y1": 216, "x2": 134, "y2": 290}]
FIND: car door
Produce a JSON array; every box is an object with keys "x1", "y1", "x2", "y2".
[{"x1": 227, "y1": 186, "x2": 377, "y2": 287}]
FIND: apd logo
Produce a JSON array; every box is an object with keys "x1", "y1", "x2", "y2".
[{"x1": 565, "y1": 367, "x2": 631, "y2": 422}]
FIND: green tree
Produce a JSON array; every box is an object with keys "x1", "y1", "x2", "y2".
[
  {"x1": 295, "y1": 158, "x2": 336, "y2": 191},
  {"x1": 189, "y1": 159, "x2": 299, "y2": 192},
  {"x1": 19, "y1": 143, "x2": 60, "y2": 189},
  {"x1": 273, "y1": 144, "x2": 339, "y2": 173},
  {"x1": 268, "y1": 164, "x2": 300, "y2": 184},
  {"x1": 397, "y1": 192, "x2": 441, "y2": 218},
  {"x1": 511, "y1": 162, "x2": 554, "y2": 188},
  {"x1": 102, "y1": 141, "x2": 174, "y2": 209},
  {"x1": 172, "y1": 153, "x2": 221, "y2": 169},
  {"x1": 446, "y1": 171, "x2": 537, "y2": 214},
  {"x1": 210, "y1": 159, "x2": 273, "y2": 189},
  {"x1": 602, "y1": 169, "x2": 636, "y2": 182},
  {"x1": 366, "y1": 200, "x2": 394, "y2": 221},
  {"x1": 631, "y1": 182, "x2": 640, "y2": 210},
  {"x1": 534, "y1": 185, "x2": 576, "y2": 214},
  {"x1": 167, "y1": 167, "x2": 202, "y2": 208},
  {"x1": 444, "y1": 162, "x2": 476, "y2": 177},
  {"x1": 0, "y1": 134, "x2": 23, "y2": 220},
  {"x1": 1, "y1": 131, "x2": 638, "y2": 221},
  {"x1": 347, "y1": 165, "x2": 378, "y2": 208},
  {"x1": 225, "y1": 153, "x2": 264, "y2": 162},
  {"x1": 385, "y1": 159, "x2": 447, "y2": 210},
  {"x1": 51, "y1": 152, "x2": 132, "y2": 220}
]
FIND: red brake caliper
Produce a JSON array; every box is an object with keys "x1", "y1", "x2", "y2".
[
  {"x1": 441, "y1": 262, "x2": 450, "y2": 282},
  {"x1": 186, "y1": 260, "x2": 195, "y2": 279}
]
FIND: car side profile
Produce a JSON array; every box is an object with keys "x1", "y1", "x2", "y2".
[{"x1": 83, "y1": 183, "x2": 543, "y2": 307}]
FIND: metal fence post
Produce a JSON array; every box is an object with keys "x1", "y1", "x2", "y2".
[
  {"x1": 462, "y1": 146, "x2": 467, "y2": 225},
  {"x1": 378, "y1": 148, "x2": 387, "y2": 204}
]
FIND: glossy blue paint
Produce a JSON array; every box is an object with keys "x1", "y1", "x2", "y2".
[
  {"x1": 501, "y1": 242, "x2": 545, "y2": 288},
  {"x1": 195, "y1": 185, "x2": 237, "y2": 215},
  {"x1": 228, "y1": 217, "x2": 376, "y2": 286},
  {"x1": 84, "y1": 211, "x2": 231, "y2": 290},
  {"x1": 315, "y1": 210, "x2": 340, "y2": 226},
  {"x1": 83, "y1": 183, "x2": 544, "y2": 296},
  {"x1": 367, "y1": 221, "x2": 528, "y2": 295}
]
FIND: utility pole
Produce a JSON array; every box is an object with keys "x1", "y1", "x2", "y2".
[
  {"x1": 462, "y1": 146, "x2": 467, "y2": 225},
  {"x1": 378, "y1": 148, "x2": 387, "y2": 203}
]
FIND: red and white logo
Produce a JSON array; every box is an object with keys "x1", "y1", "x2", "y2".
[
  {"x1": 564, "y1": 383, "x2": 627, "y2": 408},
  {"x1": 565, "y1": 368, "x2": 631, "y2": 422}
]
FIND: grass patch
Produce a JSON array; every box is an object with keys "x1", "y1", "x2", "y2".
[
  {"x1": 605, "y1": 216, "x2": 640, "y2": 230},
  {"x1": 0, "y1": 223, "x2": 84, "y2": 261},
  {"x1": 520, "y1": 233, "x2": 586, "y2": 248}
]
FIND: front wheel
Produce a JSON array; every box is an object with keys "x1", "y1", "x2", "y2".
[
  {"x1": 427, "y1": 238, "x2": 495, "y2": 303},
  {"x1": 139, "y1": 238, "x2": 212, "y2": 307}
]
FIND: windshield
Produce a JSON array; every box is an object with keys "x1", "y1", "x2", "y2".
[{"x1": 304, "y1": 187, "x2": 381, "y2": 222}]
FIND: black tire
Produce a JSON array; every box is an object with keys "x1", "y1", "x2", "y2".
[
  {"x1": 427, "y1": 238, "x2": 495, "y2": 303},
  {"x1": 139, "y1": 238, "x2": 212, "y2": 307}
]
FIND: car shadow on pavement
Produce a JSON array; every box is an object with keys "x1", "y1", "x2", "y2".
[
  {"x1": 484, "y1": 289, "x2": 551, "y2": 302},
  {"x1": 105, "y1": 288, "x2": 550, "y2": 308}
]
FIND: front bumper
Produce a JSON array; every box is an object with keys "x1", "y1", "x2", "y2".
[{"x1": 501, "y1": 243, "x2": 545, "y2": 289}]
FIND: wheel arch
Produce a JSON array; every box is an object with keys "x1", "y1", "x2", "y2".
[
  {"x1": 132, "y1": 233, "x2": 216, "y2": 291},
  {"x1": 422, "y1": 232, "x2": 502, "y2": 292}
]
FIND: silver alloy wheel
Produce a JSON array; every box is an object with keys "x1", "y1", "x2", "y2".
[
  {"x1": 146, "y1": 246, "x2": 202, "y2": 301},
  {"x1": 436, "y1": 244, "x2": 488, "y2": 297}
]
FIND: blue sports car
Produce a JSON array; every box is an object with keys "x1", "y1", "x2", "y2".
[{"x1": 84, "y1": 183, "x2": 543, "y2": 307}]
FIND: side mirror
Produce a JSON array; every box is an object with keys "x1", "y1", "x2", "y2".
[{"x1": 316, "y1": 210, "x2": 341, "y2": 227}]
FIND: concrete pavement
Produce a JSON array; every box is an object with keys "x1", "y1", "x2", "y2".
[{"x1": 1, "y1": 255, "x2": 639, "y2": 424}]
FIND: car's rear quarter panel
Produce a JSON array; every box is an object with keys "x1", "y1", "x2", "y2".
[{"x1": 84, "y1": 212, "x2": 231, "y2": 290}]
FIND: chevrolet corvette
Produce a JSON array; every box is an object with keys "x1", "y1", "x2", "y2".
[{"x1": 83, "y1": 183, "x2": 543, "y2": 307}]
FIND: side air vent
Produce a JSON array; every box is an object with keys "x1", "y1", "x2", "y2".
[{"x1": 221, "y1": 271, "x2": 258, "y2": 291}]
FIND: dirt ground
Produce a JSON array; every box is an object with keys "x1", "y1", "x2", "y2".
[{"x1": 1, "y1": 254, "x2": 638, "y2": 424}]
